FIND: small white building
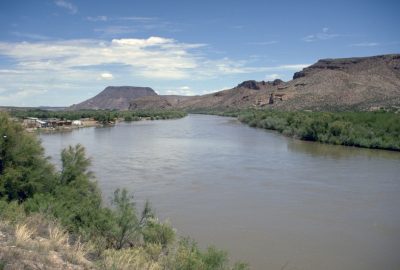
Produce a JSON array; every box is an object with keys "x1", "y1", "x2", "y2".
[
  {"x1": 23, "y1": 117, "x2": 47, "y2": 128},
  {"x1": 72, "y1": 120, "x2": 82, "y2": 126}
]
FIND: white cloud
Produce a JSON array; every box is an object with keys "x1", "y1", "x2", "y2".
[
  {"x1": 265, "y1": 74, "x2": 280, "y2": 80},
  {"x1": 302, "y1": 28, "x2": 340, "y2": 42},
  {"x1": 0, "y1": 88, "x2": 47, "y2": 104},
  {"x1": 0, "y1": 36, "x2": 309, "y2": 105},
  {"x1": 100, "y1": 72, "x2": 113, "y2": 80},
  {"x1": 91, "y1": 16, "x2": 180, "y2": 36},
  {"x1": 247, "y1": 41, "x2": 278, "y2": 45},
  {"x1": 166, "y1": 86, "x2": 195, "y2": 96},
  {"x1": 350, "y1": 42, "x2": 380, "y2": 47},
  {"x1": 275, "y1": 64, "x2": 309, "y2": 70},
  {"x1": 54, "y1": 0, "x2": 77, "y2": 14},
  {"x1": 0, "y1": 37, "x2": 202, "y2": 79},
  {"x1": 0, "y1": 69, "x2": 24, "y2": 74},
  {"x1": 86, "y1": 16, "x2": 108, "y2": 22}
]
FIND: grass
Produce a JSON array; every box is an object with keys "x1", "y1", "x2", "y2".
[
  {"x1": 0, "y1": 213, "x2": 93, "y2": 269},
  {"x1": 14, "y1": 223, "x2": 36, "y2": 247},
  {"x1": 48, "y1": 222, "x2": 69, "y2": 250},
  {"x1": 101, "y1": 248, "x2": 162, "y2": 270}
]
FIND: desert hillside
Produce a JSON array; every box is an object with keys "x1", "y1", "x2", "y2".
[{"x1": 71, "y1": 54, "x2": 400, "y2": 111}]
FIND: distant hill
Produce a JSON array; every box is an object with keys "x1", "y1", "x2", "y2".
[
  {"x1": 129, "y1": 54, "x2": 400, "y2": 111},
  {"x1": 70, "y1": 86, "x2": 157, "y2": 110},
  {"x1": 71, "y1": 54, "x2": 400, "y2": 111}
]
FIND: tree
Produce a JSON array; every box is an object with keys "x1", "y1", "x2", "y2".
[
  {"x1": 60, "y1": 144, "x2": 93, "y2": 185},
  {"x1": 111, "y1": 188, "x2": 139, "y2": 249},
  {"x1": 0, "y1": 113, "x2": 56, "y2": 201}
]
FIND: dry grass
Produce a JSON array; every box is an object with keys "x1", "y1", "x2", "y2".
[
  {"x1": 64, "y1": 236, "x2": 93, "y2": 267},
  {"x1": 48, "y1": 222, "x2": 68, "y2": 250},
  {"x1": 14, "y1": 223, "x2": 36, "y2": 247},
  {"x1": 0, "y1": 215, "x2": 94, "y2": 269},
  {"x1": 101, "y1": 248, "x2": 162, "y2": 270}
]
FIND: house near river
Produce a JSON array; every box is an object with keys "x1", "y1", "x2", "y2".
[{"x1": 22, "y1": 117, "x2": 74, "y2": 129}]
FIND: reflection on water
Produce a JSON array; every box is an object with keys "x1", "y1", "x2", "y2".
[{"x1": 40, "y1": 114, "x2": 400, "y2": 270}]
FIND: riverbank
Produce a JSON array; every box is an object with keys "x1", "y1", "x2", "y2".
[
  {"x1": 190, "y1": 109, "x2": 400, "y2": 151},
  {"x1": 7, "y1": 109, "x2": 187, "y2": 133}
]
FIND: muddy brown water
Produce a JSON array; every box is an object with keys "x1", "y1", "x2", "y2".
[{"x1": 40, "y1": 114, "x2": 400, "y2": 270}]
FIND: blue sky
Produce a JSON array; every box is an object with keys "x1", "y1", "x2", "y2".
[{"x1": 0, "y1": 0, "x2": 399, "y2": 106}]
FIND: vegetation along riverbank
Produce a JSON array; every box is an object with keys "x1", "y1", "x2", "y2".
[
  {"x1": 6, "y1": 108, "x2": 187, "y2": 132},
  {"x1": 0, "y1": 112, "x2": 246, "y2": 269},
  {"x1": 191, "y1": 109, "x2": 400, "y2": 151}
]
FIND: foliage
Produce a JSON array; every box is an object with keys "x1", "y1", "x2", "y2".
[
  {"x1": 110, "y1": 188, "x2": 139, "y2": 249},
  {"x1": 9, "y1": 108, "x2": 187, "y2": 123},
  {"x1": 142, "y1": 219, "x2": 175, "y2": 248},
  {"x1": 61, "y1": 144, "x2": 93, "y2": 184},
  {"x1": 209, "y1": 109, "x2": 400, "y2": 151},
  {"x1": 0, "y1": 113, "x2": 57, "y2": 201}
]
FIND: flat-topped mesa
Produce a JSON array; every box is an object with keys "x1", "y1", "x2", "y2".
[
  {"x1": 293, "y1": 54, "x2": 400, "y2": 79},
  {"x1": 71, "y1": 86, "x2": 157, "y2": 110}
]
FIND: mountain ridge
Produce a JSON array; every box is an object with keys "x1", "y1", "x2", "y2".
[{"x1": 71, "y1": 54, "x2": 400, "y2": 111}]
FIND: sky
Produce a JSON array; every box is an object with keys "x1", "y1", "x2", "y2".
[{"x1": 0, "y1": 0, "x2": 399, "y2": 107}]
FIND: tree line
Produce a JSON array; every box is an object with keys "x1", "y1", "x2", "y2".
[
  {"x1": 9, "y1": 108, "x2": 187, "y2": 124},
  {"x1": 190, "y1": 108, "x2": 400, "y2": 151}
]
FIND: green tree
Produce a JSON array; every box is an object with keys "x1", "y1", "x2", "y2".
[
  {"x1": 111, "y1": 188, "x2": 139, "y2": 249},
  {"x1": 0, "y1": 113, "x2": 56, "y2": 201},
  {"x1": 60, "y1": 144, "x2": 93, "y2": 185}
]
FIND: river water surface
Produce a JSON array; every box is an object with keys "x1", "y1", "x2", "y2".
[{"x1": 40, "y1": 114, "x2": 400, "y2": 270}]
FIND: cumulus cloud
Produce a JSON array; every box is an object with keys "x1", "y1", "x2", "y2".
[
  {"x1": 265, "y1": 74, "x2": 280, "y2": 80},
  {"x1": 0, "y1": 36, "x2": 310, "y2": 105},
  {"x1": 166, "y1": 86, "x2": 195, "y2": 96},
  {"x1": 54, "y1": 0, "x2": 77, "y2": 14},
  {"x1": 99, "y1": 72, "x2": 113, "y2": 80},
  {"x1": 0, "y1": 37, "x2": 202, "y2": 79}
]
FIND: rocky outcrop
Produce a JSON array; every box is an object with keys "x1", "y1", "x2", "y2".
[
  {"x1": 236, "y1": 80, "x2": 260, "y2": 90},
  {"x1": 272, "y1": 79, "x2": 284, "y2": 86}
]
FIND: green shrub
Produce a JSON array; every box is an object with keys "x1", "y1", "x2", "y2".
[{"x1": 232, "y1": 110, "x2": 400, "y2": 151}]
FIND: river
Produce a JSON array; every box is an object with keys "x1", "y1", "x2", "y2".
[{"x1": 40, "y1": 114, "x2": 400, "y2": 270}]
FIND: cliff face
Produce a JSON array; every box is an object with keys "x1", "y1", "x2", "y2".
[
  {"x1": 280, "y1": 54, "x2": 400, "y2": 110},
  {"x1": 71, "y1": 86, "x2": 157, "y2": 110}
]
